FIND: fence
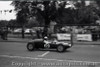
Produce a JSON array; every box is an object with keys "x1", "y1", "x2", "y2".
[{"x1": 1, "y1": 25, "x2": 100, "y2": 42}]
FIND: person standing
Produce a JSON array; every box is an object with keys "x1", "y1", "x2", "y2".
[{"x1": 0, "y1": 27, "x2": 8, "y2": 40}]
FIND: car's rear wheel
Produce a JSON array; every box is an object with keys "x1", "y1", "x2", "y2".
[
  {"x1": 27, "y1": 43, "x2": 34, "y2": 51},
  {"x1": 57, "y1": 45, "x2": 65, "y2": 52}
]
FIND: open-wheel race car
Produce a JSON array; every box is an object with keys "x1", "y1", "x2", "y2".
[{"x1": 27, "y1": 36, "x2": 72, "y2": 52}]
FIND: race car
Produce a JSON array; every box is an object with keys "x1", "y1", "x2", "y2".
[{"x1": 27, "y1": 37, "x2": 72, "y2": 52}]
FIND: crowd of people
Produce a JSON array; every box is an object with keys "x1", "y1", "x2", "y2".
[
  {"x1": 35, "y1": 28, "x2": 52, "y2": 39},
  {"x1": 54, "y1": 26, "x2": 100, "y2": 41}
]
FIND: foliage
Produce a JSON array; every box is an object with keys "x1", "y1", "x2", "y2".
[
  {"x1": 0, "y1": 20, "x2": 9, "y2": 28},
  {"x1": 12, "y1": 1, "x2": 100, "y2": 26},
  {"x1": 12, "y1": 1, "x2": 30, "y2": 26},
  {"x1": 11, "y1": 1, "x2": 68, "y2": 37},
  {"x1": 11, "y1": 0, "x2": 100, "y2": 38}
]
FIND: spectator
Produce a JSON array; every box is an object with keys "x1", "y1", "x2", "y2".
[
  {"x1": 39, "y1": 28, "x2": 43, "y2": 38},
  {"x1": 47, "y1": 28, "x2": 52, "y2": 38},
  {"x1": 0, "y1": 27, "x2": 8, "y2": 40},
  {"x1": 30, "y1": 29, "x2": 33, "y2": 39},
  {"x1": 91, "y1": 29, "x2": 98, "y2": 41},
  {"x1": 99, "y1": 30, "x2": 100, "y2": 39}
]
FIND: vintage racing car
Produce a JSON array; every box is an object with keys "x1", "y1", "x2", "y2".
[{"x1": 27, "y1": 37, "x2": 72, "y2": 52}]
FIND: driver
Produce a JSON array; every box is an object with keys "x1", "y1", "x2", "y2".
[
  {"x1": 43, "y1": 36, "x2": 50, "y2": 48},
  {"x1": 43, "y1": 36, "x2": 49, "y2": 44}
]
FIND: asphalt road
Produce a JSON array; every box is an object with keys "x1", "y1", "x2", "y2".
[{"x1": 0, "y1": 42, "x2": 100, "y2": 67}]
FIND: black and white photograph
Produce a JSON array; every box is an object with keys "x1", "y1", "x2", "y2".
[{"x1": 0, "y1": 0, "x2": 100, "y2": 67}]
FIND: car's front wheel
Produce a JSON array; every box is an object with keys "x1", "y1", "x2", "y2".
[
  {"x1": 27, "y1": 43, "x2": 35, "y2": 51},
  {"x1": 57, "y1": 45, "x2": 65, "y2": 52}
]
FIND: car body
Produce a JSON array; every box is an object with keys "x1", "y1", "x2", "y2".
[{"x1": 27, "y1": 38, "x2": 72, "y2": 52}]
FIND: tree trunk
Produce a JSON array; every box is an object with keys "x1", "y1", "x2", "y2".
[
  {"x1": 22, "y1": 26, "x2": 25, "y2": 38},
  {"x1": 43, "y1": 18, "x2": 50, "y2": 37}
]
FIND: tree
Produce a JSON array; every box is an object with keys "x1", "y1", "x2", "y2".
[
  {"x1": 12, "y1": 1, "x2": 31, "y2": 38},
  {"x1": 26, "y1": 17, "x2": 40, "y2": 28},
  {"x1": 11, "y1": 1, "x2": 68, "y2": 37},
  {"x1": 11, "y1": 0, "x2": 99, "y2": 38},
  {"x1": 95, "y1": 0, "x2": 100, "y2": 19},
  {"x1": 71, "y1": 0, "x2": 99, "y2": 25},
  {"x1": 0, "y1": 20, "x2": 9, "y2": 28}
]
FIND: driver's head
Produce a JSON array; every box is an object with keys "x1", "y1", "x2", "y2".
[{"x1": 44, "y1": 36, "x2": 48, "y2": 40}]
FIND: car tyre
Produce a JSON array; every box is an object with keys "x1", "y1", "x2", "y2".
[
  {"x1": 27, "y1": 43, "x2": 35, "y2": 51},
  {"x1": 57, "y1": 45, "x2": 65, "y2": 52}
]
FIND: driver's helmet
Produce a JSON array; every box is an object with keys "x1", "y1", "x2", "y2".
[{"x1": 44, "y1": 36, "x2": 48, "y2": 40}]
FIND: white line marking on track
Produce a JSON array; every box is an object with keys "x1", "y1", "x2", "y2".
[
  {"x1": 0, "y1": 55, "x2": 100, "y2": 64},
  {"x1": 38, "y1": 51, "x2": 50, "y2": 57}
]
